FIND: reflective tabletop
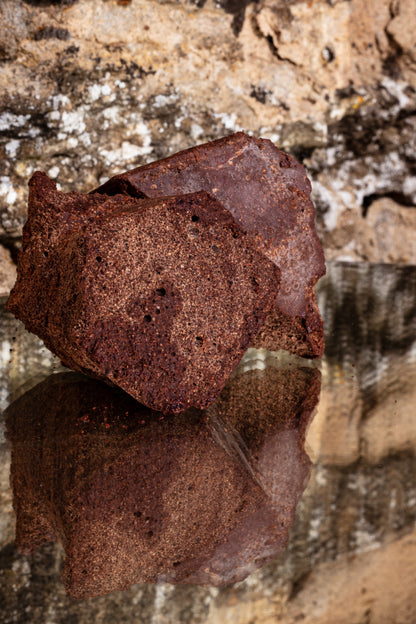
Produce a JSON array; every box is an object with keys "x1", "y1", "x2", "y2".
[{"x1": 1, "y1": 261, "x2": 415, "y2": 623}]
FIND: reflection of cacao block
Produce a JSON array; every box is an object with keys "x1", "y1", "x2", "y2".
[
  {"x1": 6, "y1": 172, "x2": 280, "y2": 413},
  {"x1": 96, "y1": 132, "x2": 325, "y2": 357},
  {"x1": 5, "y1": 365, "x2": 320, "y2": 598}
]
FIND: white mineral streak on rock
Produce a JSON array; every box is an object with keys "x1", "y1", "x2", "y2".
[
  {"x1": 47, "y1": 166, "x2": 60, "y2": 179},
  {"x1": 213, "y1": 112, "x2": 241, "y2": 132},
  {"x1": 0, "y1": 112, "x2": 29, "y2": 131},
  {"x1": 0, "y1": 340, "x2": 11, "y2": 367},
  {"x1": 102, "y1": 106, "x2": 120, "y2": 125},
  {"x1": 52, "y1": 94, "x2": 70, "y2": 111},
  {"x1": 61, "y1": 110, "x2": 87, "y2": 135},
  {"x1": 101, "y1": 141, "x2": 152, "y2": 166},
  {"x1": 88, "y1": 83, "x2": 112, "y2": 102},
  {"x1": 0, "y1": 177, "x2": 17, "y2": 205},
  {"x1": 5, "y1": 140, "x2": 20, "y2": 159}
]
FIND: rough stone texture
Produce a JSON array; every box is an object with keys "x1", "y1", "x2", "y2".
[
  {"x1": 0, "y1": 297, "x2": 65, "y2": 416},
  {"x1": 0, "y1": 246, "x2": 16, "y2": 297},
  {"x1": 0, "y1": 0, "x2": 415, "y2": 272},
  {"x1": 324, "y1": 196, "x2": 416, "y2": 263},
  {"x1": 1, "y1": 261, "x2": 416, "y2": 621}
]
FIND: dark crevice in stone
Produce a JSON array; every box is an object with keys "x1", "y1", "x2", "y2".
[
  {"x1": 189, "y1": 0, "x2": 208, "y2": 7},
  {"x1": 0, "y1": 237, "x2": 20, "y2": 266},
  {"x1": 322, "y1": 263, "x2": 416, "y2": 363},
  {"x1": 216, "y1": 0, "x2": 258, "y2": 37},
  {"x1": 362, "y1": 192, "x2": 416, "y2": 217},
  {"x1": 289, "y1": 570, "x2": 312, "y2": 601},
  {"x1": 289, "y1": 145, "x2": 315, "y2": 164},
  {"x1": 265, "y1": 35, "x2": 298, "y2": 66},
  {"x1": 324, "y1": 105, "x2": 415, "y2": 163},
  {"x1": 335, "y1": 84, "x2": 359, "y2": 100},
  {"x1": 249, "y1": 85, "x2": 270, "y2": 105},
  {"x1": 64, "y1": 45, "x2": 79, "y2": 56},
  {"x1": 396, "y1": 106, "x2": 416, "y2": 123},
  {"x1": 322, "y1": 46, "x2": 335, "y2": 63},
  {"x1": 33, "y1": 27, "x2": 71, "y2": 41},
  {"x1": 23, "y1": 0, "x2": 78, "y2": 6},
  {"x1": 382, "y1": 23, "x2": 404, "y2": 79}
]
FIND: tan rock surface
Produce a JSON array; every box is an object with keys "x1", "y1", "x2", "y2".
[
  {"x1": 323, "y1": 196, "x2": 416, "y2": 263},
  {"x1": 387, "y1": 0, "x2": 416, "y2": 63},
  {"x1": 284, "y1": 529, "x2": 416, "y2": 624},
  {"x1": 0, "y1": 246, "x2": 16, "y2": 297}
]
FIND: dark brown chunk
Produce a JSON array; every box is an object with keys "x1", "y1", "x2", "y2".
[
  {"x1": 6, "y1": 172, "x2": 280, "y2": 413},
  {"x1": 96, "y1": 131, "x2": 326, "y2": 357},
  {"x1": 5, "y1": 364, "x2": 320, "y2": 597}
]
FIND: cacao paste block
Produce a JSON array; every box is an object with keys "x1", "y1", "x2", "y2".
[
  {"x1": 96, "y1": 132, "x2": 326, "y2": 357},
  {"x1": 7, "y1": 172, "x2": 280, "y2": 413}
]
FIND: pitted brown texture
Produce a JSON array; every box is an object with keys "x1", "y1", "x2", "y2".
[
  {"x1": 5, "y1": 366, "x2": 320, "y2": 598},
  {"x1": 96, "y1": 132, "x2": 325, "y2": 357},
  {"x1": 6, "y1": 172, "x2": 280, "y2": 413}
]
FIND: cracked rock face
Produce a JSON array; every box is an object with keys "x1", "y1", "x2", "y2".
[{"x1": 0, "y1": 0, "x2": 415, "y2": 270}]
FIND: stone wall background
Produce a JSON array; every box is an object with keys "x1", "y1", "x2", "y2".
[{"x1": 0, "y1": 0, "x2": 415, "y2": 295}]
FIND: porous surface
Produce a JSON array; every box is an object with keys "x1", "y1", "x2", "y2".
[
  {"x1": 4, "y1": 365, "x2": 320, "y2": 598},
  {"x1": 97, "y1": 132, "x2": 326, "y2": 357},
  {"x1": 6, "y1": 172, "x2": 280, "y2": 413}
]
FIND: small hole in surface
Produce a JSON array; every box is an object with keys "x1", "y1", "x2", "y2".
[
  {"x1": 43, "y1": 251, "x2": 48, "y2": 257},
  {"x1": 144, "y1": 314, "x2": 152, "y2": 322},
  {"x1": 147, "y1": 530, "x2": 154, "y2": 538},
  {"x1": 96, "y1": 256, "x2": 102, "y2": 262},
  {"x1": 191, "y1": 214, "x2": 199, "y2": 222},
  {"x1": 173, "y1": 561, "x2": 181, "y2": 567},
  {"x1": 156, "y1": 287, "x2": 166, "y2": 296},
  {"x1": 134, "y1": 511, "x2": 142, "y2": 518}
]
